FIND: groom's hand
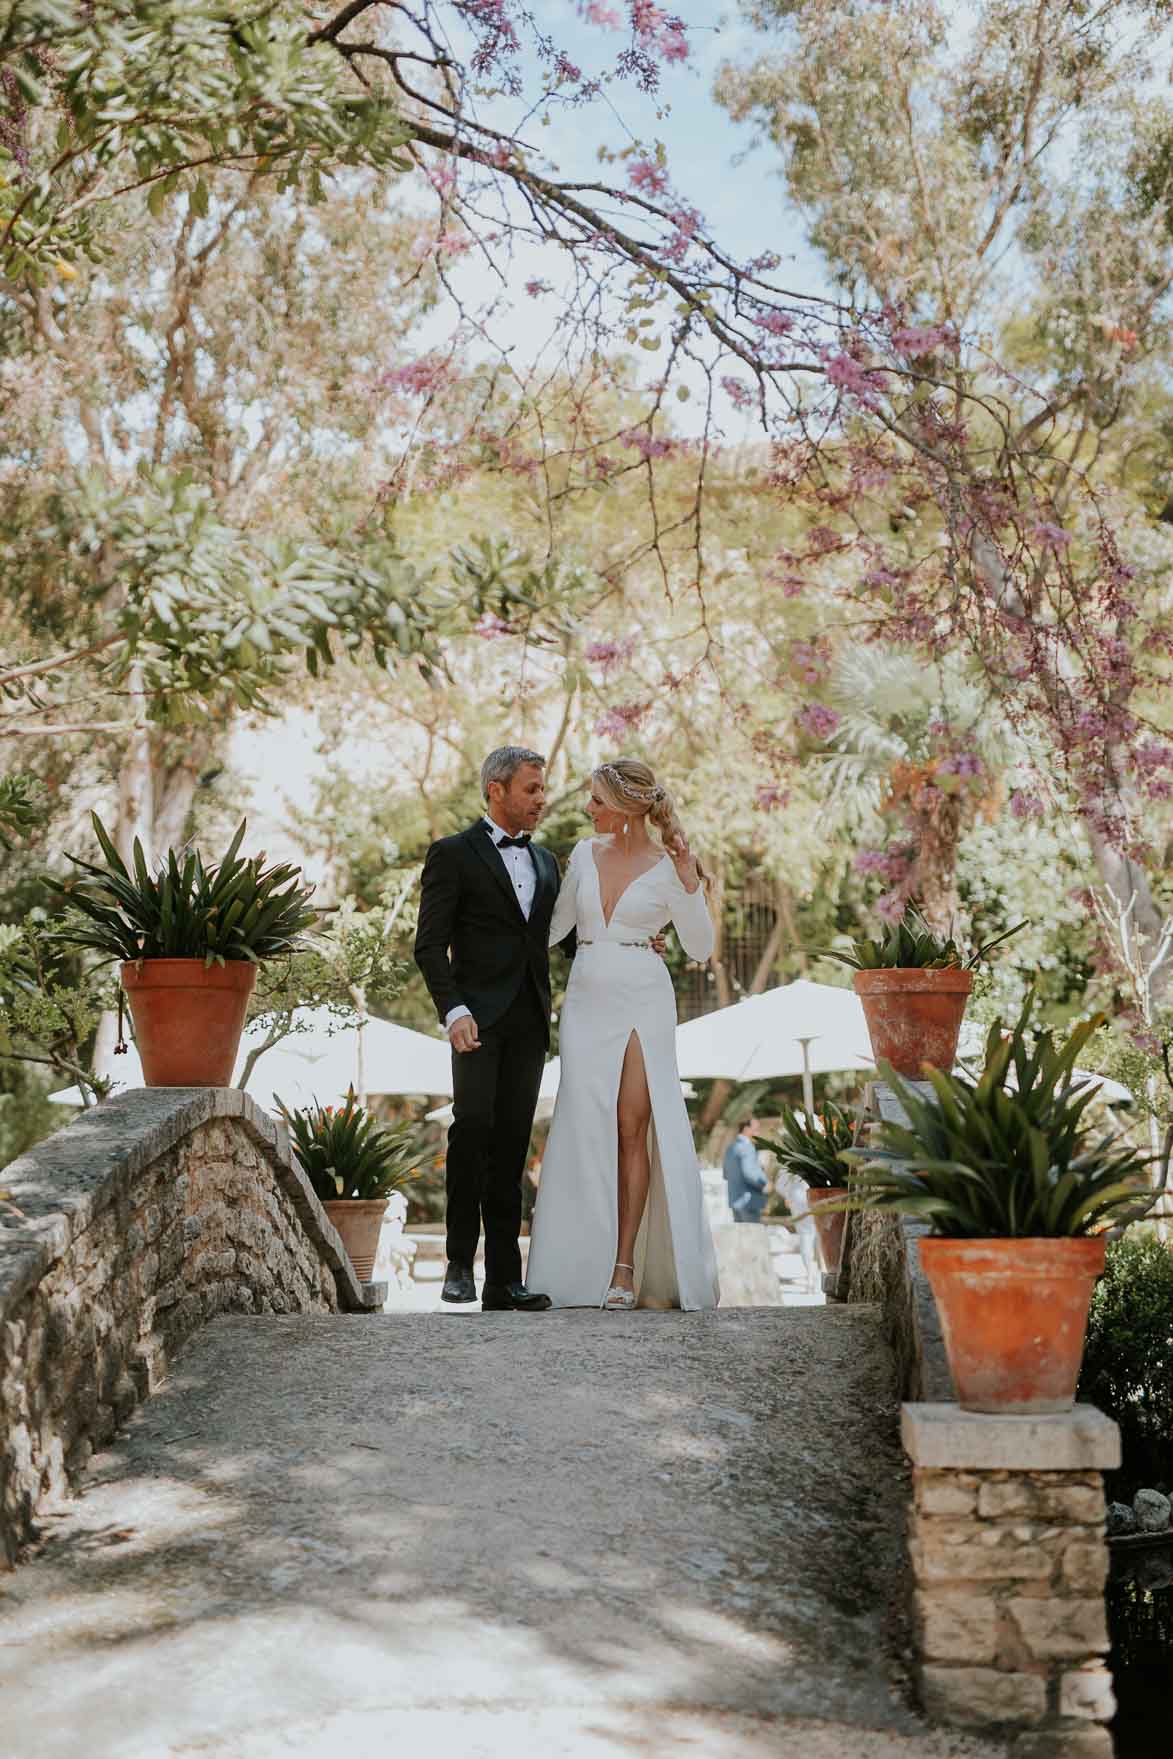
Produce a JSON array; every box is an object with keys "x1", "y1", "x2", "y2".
[{"x1": 450, "y1": 1016, "x2": 481, "y2": 1053}]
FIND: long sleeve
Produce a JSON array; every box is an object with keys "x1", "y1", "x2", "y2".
[
  {"x1": 548, "y1": 845, "x2": 579, "y2": 949},
  {"x1": 669, "y1": 874, "x2": 715, "y2": 962},
  {"x1": 413, "y1": 841, "x2": 464, "y2": 1024}
]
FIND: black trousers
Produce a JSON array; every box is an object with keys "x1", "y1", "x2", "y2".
[{"x1": 446, "y1": 982, "x2": 548, "y2": 1286}]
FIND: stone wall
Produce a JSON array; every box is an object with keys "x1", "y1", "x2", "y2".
[
  {"x1": 1, "y1": 1087, "x2": 380, "y2": 1567},
  {"x1": 840, "y1": 1083, "x2": 954, "y2": 1401},
  {"x1": 904, "y1": 1403, "x2": 1120, "y2": 1759}
]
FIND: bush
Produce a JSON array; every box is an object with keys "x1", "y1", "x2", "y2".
[{"x1": 1080, "y1": 1230, "x2": 1173, "y2": 1496}]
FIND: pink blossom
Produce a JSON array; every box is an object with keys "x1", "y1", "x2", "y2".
[
  {"x1": 755, "y1": 784, "x2": 789, "y2": 812},
  {"x1": 937, "y1": 751, "x2": 984, "y2": 781},
  {"x1": 1031, "y1": 521, "x2": 1071, "y2": 550},
  {"x1": 584, "y1": 637, "x2": 635, "y2": 674},
  {"x1": 621, "y1": 427, "x2": 676, "y2": 459},
  {"x1": 584, "y1": 1, "x2": 623, "y2": 25},
  {"x1": 853, "y1": 847, "x2": 914, "y2": 886},
  {"x1": 890, "y1": 322, "x2": 954, "y2": 356},
  {"x1": 1009, "y1": 790, "x2": 1044, "y2": 820},
  {"x1": 796, "y1": 703, "x2": 840, "y2": 741},
  {"x1": 658, "y1": 20, "x2": 689, "y2": 60},
  {"x1": 825, "y1": 350, "x2": 888, "y2": 407},
  {"x1": 474, "y1": 612, "x2": 511, "y2": 640},
  {"x1": 1134, "y1": 740, "x2": 1173, "y2": 775},
  {"x1": 525, "y1": 278, "x2": 551, "y2": 297},
  {"x1": 875, "y1": 887, "x2": 908, "y2": 922},
  {"x1": 789, "y1": 638, "x2": 829, "y2": 685},
  {"x1": 378, "y1": 355, "x2": 452, "y2": 397},
  {"x1": 808, "y1": 526, "x2": 846, "y2": 555},
  {"x1": 721, "y1": 376, "x2": 754, "y2": 410},
  {"x1": 754, "y1": 309, "x2": 795, "y2": 337},
  {"x1": 628, "y1": 157, "x2": 669, "y2": 197},
  {"x1": 595, "y1": 701, "x2": 650, "y2": 739}
]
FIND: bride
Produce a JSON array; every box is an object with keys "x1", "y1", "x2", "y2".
[{"x1": 526, "y1": 759, "x2": 720, "y2": 1311}]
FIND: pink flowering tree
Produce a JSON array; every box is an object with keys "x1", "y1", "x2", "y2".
[{"x1": 4, "y1": 0, "x2": 1173, "y2": 1063}]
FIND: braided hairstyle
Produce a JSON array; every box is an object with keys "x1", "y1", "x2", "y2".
[{"x1": 592, "y1": 759, "x2": 710, "y2": 891}]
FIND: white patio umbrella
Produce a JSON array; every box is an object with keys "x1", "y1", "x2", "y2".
[
  {"x1": 675, "y1": 979, "x2": 873, "y2": 1113},
  {"x1": 674, "y1": 980, "x2": 1133, "y2": 1112},
  {"x1": 48, "y1": 1008, "x2": 455, "y2": 1109}
]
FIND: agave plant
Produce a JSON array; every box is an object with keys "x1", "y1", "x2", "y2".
[
  {"x1": 277, "y1": 1089, "x2": 423, "y2": 1202},
  {"x1": 843, "y1": 993, "x2": 1162, "y2": 1238},
  {"x1": 813, "y1": 898, "x2": 1026, "y2": 972},
  {"x1": 47, "y1": 814, "x2": 317, "y2": 966},
  {"x1": 754, "y1": 1102, "x2": 857, "y2": 1189}
]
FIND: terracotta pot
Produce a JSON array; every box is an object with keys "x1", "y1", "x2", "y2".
[
  {"x1": 120, "y1": 957, "x2": 256, "y2": 1086},
  {"x1": 919, "y1": 1235, "x2": 1107, "y2": 1414},
  {"x1": 853, "y1": 967, "x2": 973, "y2": 1078},
  {"x1": 807, "y1": 1186, "x2": 850, "y2": 1275},
  {"x1": 324, "y1": 1198, "x2": 388, "y2": 1283}
]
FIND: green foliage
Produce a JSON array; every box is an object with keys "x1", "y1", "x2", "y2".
[
  {"x1": 0, "y1": 1057, "x2": 59, "y2": 1174},
  {"x1": 3, "y1": 471, "x2": 443, "y2": 725},
  {"x1": 0, "y1": 910, "x2": 115, "y2": 1101},
  {"x1": 754, "y1": 1101, "x2": 856, "y2": 1189},
  {"x1": 277, "y1": 1088, "x2": 423, "y2": 1202},
  {"x1": 845, "y1": 994, "x2": 1159, "y2": 1238},
  {"x1": 0, "y1": 773, "x2": 47, "y2": 848},
  {"x1": 48, "y1": 813, "x2": 317, "y2": 965},
  {"x1": 1, "y1": 2, "x2": 412, "y2": 279},
  {"x1": 238, "y1": 881, "x2": 418, "y2": 1083},
  {"x1": 814, "y1": 899, "x2": 1027, "y2": 971},
  {"x1": 1080, "y1": 1231, "x2": 1173, "y2": 1494}
]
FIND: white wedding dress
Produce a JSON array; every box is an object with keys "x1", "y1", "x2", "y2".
[{"x1": 527, "y1": 838, "x2": 721, "y2": 1310}]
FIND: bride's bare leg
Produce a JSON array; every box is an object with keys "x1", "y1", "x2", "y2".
[{"x1": 613, "y1": 1032, "x2": 652, "y2": 1292}]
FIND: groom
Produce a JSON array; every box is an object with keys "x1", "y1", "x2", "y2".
[{"x1": 414, "y1": 746, "x2": 569, "y2": 1311}]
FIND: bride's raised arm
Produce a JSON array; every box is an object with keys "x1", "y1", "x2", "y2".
[
  {"x1": 548, "y1": 842, "x2": 580, "y2": 948},
  {"x1": 668, "y1": 868, "x2": 715, "y2": 963}
]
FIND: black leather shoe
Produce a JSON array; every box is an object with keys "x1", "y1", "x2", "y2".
[
  {"x1": 441, "y1": 1262, "x2": 477, "y2": 1304},
  {"x1": 481, "y1": 1281, "x2": 552, "y2": 1312}
]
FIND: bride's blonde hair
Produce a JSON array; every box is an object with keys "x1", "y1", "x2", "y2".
[{"x1": 592, "y1": 759, "x2": 710, "y2": 890}]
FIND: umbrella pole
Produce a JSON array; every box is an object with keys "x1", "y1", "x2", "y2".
[
  {"x1": 798, "y1": 1038, "x2": 815, "y2": 1123},
  {"x1": 351, "y1": 985, "x2": 368, "y2": 1108}
]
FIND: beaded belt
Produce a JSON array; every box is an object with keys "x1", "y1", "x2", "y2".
[{"x1": 578, "y1": 939, "x2": 651, "y2": 949}]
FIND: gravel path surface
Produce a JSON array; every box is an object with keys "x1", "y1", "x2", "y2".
[{"x1": 0, "y1": 1308, "x2": 1005, "y2": 1758}]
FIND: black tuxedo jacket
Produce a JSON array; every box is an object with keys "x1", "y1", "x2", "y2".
[{"x1": 414, "y1": 823, "x2": 572, "y2": 1037}]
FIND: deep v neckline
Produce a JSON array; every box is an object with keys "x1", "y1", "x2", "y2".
[{"x1": 590, "y1": 842, "x2": 668, "y2": 930}]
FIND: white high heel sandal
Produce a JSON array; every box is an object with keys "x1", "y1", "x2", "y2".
[{"x1": 604, "y1": 1263, "x2": 636, "y2": 1310}]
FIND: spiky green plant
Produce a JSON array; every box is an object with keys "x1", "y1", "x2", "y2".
[
  {"x1": 277, "y1": 1089, "x2": 423, "y2": 1202},
  {"x1": 813, "y1": 898, "x2": 1026, "y2": 972},
  {"x1": 754, "y1": 1102, "x2": 857, "y2": 1189},
  {"x1": 47, "y1": 814, "x2": 318, "y2": 966},
  {"x1": 843, "y1": 994, "x2": 1162, "y2": 1238}
]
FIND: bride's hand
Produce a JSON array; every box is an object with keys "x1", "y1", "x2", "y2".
[{"x1": 667, "y1": 832, "x2": 700, "y2": 893}]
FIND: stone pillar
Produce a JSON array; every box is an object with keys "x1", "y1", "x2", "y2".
[{"x1": 903, "y1": 1402, "x2": 1120, "y2": 1758}]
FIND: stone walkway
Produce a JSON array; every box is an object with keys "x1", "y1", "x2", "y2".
[{"x1": 0, "y1": 1309, "x2": 1006, "y2": 1758}]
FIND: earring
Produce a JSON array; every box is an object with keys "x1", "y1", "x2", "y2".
[{"x1": 622, "y1": 819, "x2": 629, "y2": 838}]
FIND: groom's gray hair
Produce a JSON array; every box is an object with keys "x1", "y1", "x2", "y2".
[{"x1": 481, "y1": 745, "x2": 546, "y2": 799}]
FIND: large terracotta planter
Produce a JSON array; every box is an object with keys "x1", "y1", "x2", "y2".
[
  {"x1": 324, "y1": 1198, "x2": 388, "y2": 1283},
  {"x1": 808, "y1": 1186, "x2": 850, "y2": 1275},
  {"x1": 120, "y1": 957, "x2": 256, "y2": 1086},
  {"x1": 853, "y1": 967, "x2": 973, "y2": 1077},
  {"x1": 919, "y1": 1235, "x2": 1107, "y2": 1414}
]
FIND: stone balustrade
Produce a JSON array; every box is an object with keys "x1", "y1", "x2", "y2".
[
  {"x1": 904, "y1": 1402, "x2": 1120, "y2": 1758},
  {"x1": 0, "y1": 1087, "x2": 384, "y2": 1567}
]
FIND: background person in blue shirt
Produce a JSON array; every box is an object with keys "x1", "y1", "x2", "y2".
[{"x1": 722, "y1": 1116, "x2": 769, "y2": 1223}]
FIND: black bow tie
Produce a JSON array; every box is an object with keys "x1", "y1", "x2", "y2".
[{"x1": 495, "y1": 833, "x2": 532, "y2": 850}]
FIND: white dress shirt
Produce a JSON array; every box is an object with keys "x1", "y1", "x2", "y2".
[{"x1": 445, "y1": 816, "x2": 538, "y2": 1033}]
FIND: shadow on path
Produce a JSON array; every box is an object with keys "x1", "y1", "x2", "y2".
[{"x1": 0, "y1": 1310, "x2": 1006, "y2": 1758}]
